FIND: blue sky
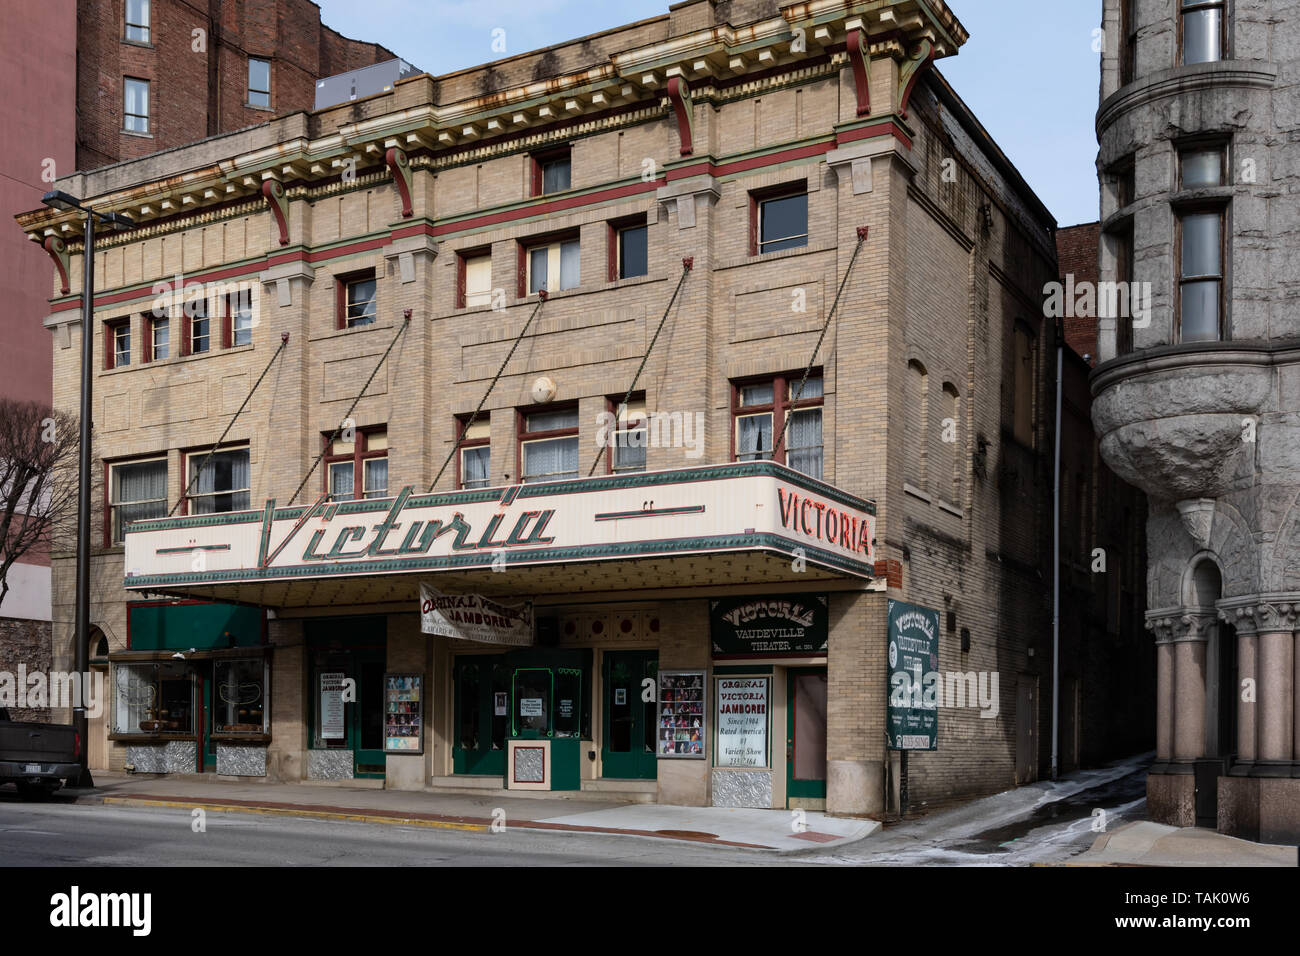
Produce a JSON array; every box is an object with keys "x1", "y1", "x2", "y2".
[{"x1": 316, "y1": 0, "x2": 1102, "y2": 226}]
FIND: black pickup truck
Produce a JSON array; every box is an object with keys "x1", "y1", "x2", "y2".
[{"x1": 0, "y1": 708, "x2": 81, "y2": 798}]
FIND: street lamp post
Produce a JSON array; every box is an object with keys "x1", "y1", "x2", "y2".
[{"x1": 41, "y1": 190, "x2": 134, "y2": 789}]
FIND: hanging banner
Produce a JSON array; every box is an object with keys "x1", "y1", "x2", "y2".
[
  {"x1": 419, "y1": 584, "x2": 534, "y2": 645},
  {"x1": 887, "y1": 599, "x2": 939, "y2": 751}
]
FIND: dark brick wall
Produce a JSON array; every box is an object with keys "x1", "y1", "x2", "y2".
[
  {"x1": 76, "y1": 0, "x2": 397, "y2": 171},
  {"x1": 1056, "y1": 221, "x2": 1101, "y2": 364}
]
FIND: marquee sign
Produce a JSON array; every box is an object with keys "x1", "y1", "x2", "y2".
[{"x1": 123, "y1": 462, "x2": 876, "y2": 591}]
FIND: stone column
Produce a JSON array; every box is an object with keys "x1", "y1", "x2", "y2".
[
  {"x1": 1172, "y1": 612, "x2": 1212, "y2": 763},
  {"x1": 1221, "y1": 608, "x2": 1257, "y2": 766},
  {"x1": 1147, "y1": 615, "x2": 1175, "y2": 763},
  {"x1": 1254, "y1": 603, "x2": 1296, "y2": 769}
]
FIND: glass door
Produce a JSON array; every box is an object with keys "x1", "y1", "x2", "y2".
[
  {"x1": 786, "y1": 667, "x2": 827, "y2": 804},
  {"x1": 354, "y1": 652, "x2": 386, "y2": 777},
  {"x1": 602, "y1": 650, "x2": 658, "y2": 779},
  {"x1": 453, "y1": 656, "x2": 508, "y2": 775}
]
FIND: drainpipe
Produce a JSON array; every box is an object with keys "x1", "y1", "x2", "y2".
[{"x1": 1050, "y1": 324, "x2": 1063, "y2": 781}]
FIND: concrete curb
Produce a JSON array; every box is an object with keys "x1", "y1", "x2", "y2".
[{"x1": 97, "y1": 794, "x2": 869, "y2": 852}]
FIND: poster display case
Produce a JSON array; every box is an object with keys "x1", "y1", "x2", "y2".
[
  {"x1": 384, "y1": 673, "x2": 423, "y2": 754},
  {"x1": 657, "y1": 669, "x2": 706, "y2": 758}
]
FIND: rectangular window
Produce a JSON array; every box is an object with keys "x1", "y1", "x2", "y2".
[
  {"x1": 109, "y1": 457, "x2": 167, "y2": 544},
  {"x1": 1114, "y1": 223, "x2": 1136, "y2": 355},
  {"x1": 1180, "y1": 146, "x2": 1225, "y2": 189},
  {"x1": 148, "y1": 316, "x2": 169, "y2": 362},
  {"x1": 107, "y1": 320, "x2": 131, "y2": 369},
  {"x1": 617, "y1": 223, "x2": 649, "y2": 280},
  {"x1": 533, "y1": 148, "x2": 572, "y2": 196},
  {"x1": 520, "y1": 407, "x2": 579, "y2": 483},
  {"x1": 1111, "y1": 156, "x2": 1135, "y2": 211},
  {"x1": 228, "y1": 292, "x2": 253, "y2": 347},
  {"x1": 125, "y1": 0, "x2": 150, "y2": 44},
  {"x1": 1178, "y1": 209, "x2": 1224, "y2": 342},
  {"x1": 458, "y1": 418, "x2": 491, "y2": 489},
  {"x1": 124, "y1": 77, "x2": 149, "y2": 133},
  {"x1": 212, "y1": 658, "x2": 269, "y2": 734},
  {"x1": 1181, "y1": 0, "x2": 1226, "y2": 65},
  {"x1": 732, "y1": 373, "x2": 823, "y2": 478},
  {"x1": 324, "y1": 428, "x2": 388, "y2": 501},
  {"x1": 191, "y1": 309, "x2": 210, "y2": 354},
  {"x1": 611, "y1": 399, "x2": 647, "y2": 474},
  {"x1": 753, "y1": 187, "x2": 808, "y2": 255},
  {"x1": 1120, "y1": 0, "x2": 1138, "y2": 85},
  {"x1": 525, "y1": 238, "x2": 580, "y2": 294},
  {"x1": 461, "y1": 252, "x2": 492, "y2": 308},
  {"x1": 186, "y1": 448, "x2": 251, "y2": 515},
  {"x1": 248, "y1": 57, "x2": 271, "y2": 109},
  {"x1": 112, "y1": 662, "x2": 194, "y2": 735},
  {"x1": 338, "y1": 271, "x2": 377, "y2": 328}
]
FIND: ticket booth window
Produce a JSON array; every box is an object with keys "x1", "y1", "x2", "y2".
[{"x1": 513, "y1": 668, "x2": 552, "y2": 737}]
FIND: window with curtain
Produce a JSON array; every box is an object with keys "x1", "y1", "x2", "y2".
[
  {"x1": 462, "y1": 253, "x2": 492, "y2": 307},
  {"x1": 1181, "y1": 0, "x2": 1225, "y2": 65},
  {"x1": 459, "y1": 418, "x2": 491, "y2": 488},
  {"x1": 732, "y1": 373, "x2": 823, "y2": 478},
  {"x1": 187, "y1": 448, "x2": 251, "y2": 514},
  {"x1": 149, "y1": 316, "x2": 169, "y2": 361},
  {"x1": 1179, "y1": 209, "x2": 1224, "y2": 342},
  {"x1": 534, "y1": 149, "x2": 571, "y2": 195},
  {"x1": 229, "y1": 292, "x2": 253, "y2": 346},
  {"x1": 124, "y1": 77, "x2": 149, "y2": 133},
  {"x1": 125, "y1": 0, "x2": 150, "y2": 43},
  {"x1": 526, "y1": 239, "x2": 580, "y2": 294},
  {"x1": 521, "y1": 408, "x2": 579, "y2": 482},
  {"x1": 110, "y1": 458, "x2": 167, "y2": 544},
  {"x1": 324, "y1": 427, "x2": 388, "y2": 500}
]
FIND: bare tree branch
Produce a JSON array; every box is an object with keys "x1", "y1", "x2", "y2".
[{"x1": 0, "y1": 399, "x2": 85, "y2": 612}]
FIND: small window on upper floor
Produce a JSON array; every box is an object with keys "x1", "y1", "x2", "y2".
[
  {"x1": 125, "y1": 0, "x2": 150, "y2": 44},
  {"x1": 1120, "y1": 0, "x2": 1138, "y2": 85},
  {"x1": 325, "y1": 428, "x2": 389, "y2": 501},
  {"x1": 524, "y1": 236, "x2": 580, "y2": 295},
  {"x1": 460, "y1": 250, "x2": 492, "y2": 308},
  {"x1": 520, "y1": 407, "x2": 579, "y2": 483},
  {"x1": 109, "y1": 457, "x2": 167, "y2": 545},
  {"x1": 124, "y1": 77, "x2": 149, "y2": 133},
  {"x1": 146, "y1": 315, "x2": 169, "y2": 362},
  {"x1": 248, "y1": 58, "x2": 271, "y2": 109},
  {"x1": 1180, "y1": 145, "x2": 1226, "y2": 189},
  {"x1": 337, "y1": 270, "x2": 377, "y2": 329},
  {"x1": 458, "y1": 417, "x2": 491, "y2": 489},
  {"x1": 1181, "y1": 0, "x2": 1226, "y2": 65},
  {"x1": 105, "y1": 319, "x2": 131, "y2": 370},
  {"x1": 751, "y1": 184, "x2": 808, "y2": 255},
  {"x1": 616, "y1": 221, "x2": 648, "y2": 280},
  {"x1": 226, "y1": 291, "x2": 253, "y2": 347},
  {"x1": 186, "y1": 447, "x2": 251, "y2": 515},
  {"x1": 533, "y1": 147, "x2": 572, "y2": 196},
  {"x1": 1012, "y1": 323, "x2": 1036, "y2": 447},
  {"x1": 1178, "y1": 208, "x2": 1225, "y2": 342}
]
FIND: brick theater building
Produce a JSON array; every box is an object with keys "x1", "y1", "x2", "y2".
[{"x1": 19, "y1": 0, "x2": 1080, "y2": 814}]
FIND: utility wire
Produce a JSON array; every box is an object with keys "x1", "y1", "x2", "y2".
[
  {"x1": 586, "y1": 258, "x2": 693, "y2": 478},
  {"x1": 169, "y1": 333, "x2": 290, "y2": 517},
  {"x1": 772, "y1": 227, "x2": 868, "y2": 460},
  {"x1": 427, "y1": 293, "x2": 549, "y2": 493},
  {"x1": 290, "y1": 317, "x2": 409, "y2": 505}
]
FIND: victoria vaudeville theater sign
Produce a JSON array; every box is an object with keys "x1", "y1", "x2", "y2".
[{"x1": 710, "y1": 595, "x2": 829, "y2": 657}]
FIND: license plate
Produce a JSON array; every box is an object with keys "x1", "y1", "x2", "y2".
[{"x1": 24, "y1": 764, "x2": 42, "y2": 773}]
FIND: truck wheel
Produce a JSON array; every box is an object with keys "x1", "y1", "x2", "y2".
[{"x1": 16, "y1": 782, "x2": 56, "y2": 801}]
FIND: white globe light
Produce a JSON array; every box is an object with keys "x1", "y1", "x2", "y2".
[{"x1": 531, "y1": 376, "x2": 556, "y2": 403}]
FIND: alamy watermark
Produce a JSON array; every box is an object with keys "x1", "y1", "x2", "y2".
[
  {"x1": 1043, "y1": 275, "x2": 1152, "y2": 328},
  {"x1": 0, "y1": 667, "x2": 104, "y2": 718},
  {"x1": 889, "y1": 667, "x2": 1000, "y2": 719},
  {"x1": 594, "y1": 407, "x2": 704, "y2": 459}
]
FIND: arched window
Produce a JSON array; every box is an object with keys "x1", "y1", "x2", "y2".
[{"x1": 905, "y1": 360, "x2": 928, "y2": 491}]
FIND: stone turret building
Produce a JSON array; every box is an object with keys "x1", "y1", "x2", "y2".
[{"x1": 1093, "y1": 0, "x2": 1300, "y2": 842}]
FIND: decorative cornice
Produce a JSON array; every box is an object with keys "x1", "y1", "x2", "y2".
[
  {"x1": 384, "y1": 148, "x2": 413, "y2": 218},
  {"x1": 1097, "y1": 61, "x2": 1278, "y2": 134}
]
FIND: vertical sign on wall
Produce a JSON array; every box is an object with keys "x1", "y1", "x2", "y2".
[
  {"x1": 886, "y1": 600, "x2": 939, "y2": 751},
  {"x1": 715, "y1": 677, "x2": 769, "y2": 767}
]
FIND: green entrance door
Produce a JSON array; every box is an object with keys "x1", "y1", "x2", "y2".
[
  {"x1": 786, "y1": 667, "x2": 828, "y2": 805},
  {"x1": 201, "y1": 669, "x2": 217, "y2": 771},
  {"x1": 453, "y1": 657, "x2": 508, "y2": 775},
  {"x1": 354, "y1": 651, "x2": 386, "y2": 776},
  {"x1": 602, "y1": 651, "x2": 658, "y2": 779}
]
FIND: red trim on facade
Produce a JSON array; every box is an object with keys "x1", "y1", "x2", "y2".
[
  {"x1": 667, "y1": 76, "x2": 694, "y2": 156},
  {"x1": 384, "y1": 147, "x2": 414, "y2": 218},
  {"x1": 846, "y1": 28, "x2": 871, "y2": 117},
  {"x1": 261, "y1": 180, "x2": 289, "y2": 246}
]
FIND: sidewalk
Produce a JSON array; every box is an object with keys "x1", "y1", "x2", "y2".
[
  {"x1": 64, "y1": 773, "x2": 879, "y2": 853},
  {"x1": 1070, "y1": 821, "x2": 1298, "y2": 866}
]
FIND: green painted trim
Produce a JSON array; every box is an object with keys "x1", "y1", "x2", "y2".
[
  {"x1": 124, "y1": 463, "x2": 875, "y2": 537},
  {"x1": 124, "y1": 531, "x2": 872, "y2": 589}
]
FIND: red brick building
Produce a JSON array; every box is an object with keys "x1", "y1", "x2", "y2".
[{"x1": 75, "y1": 0, "x2": 399, "y2": 170}]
